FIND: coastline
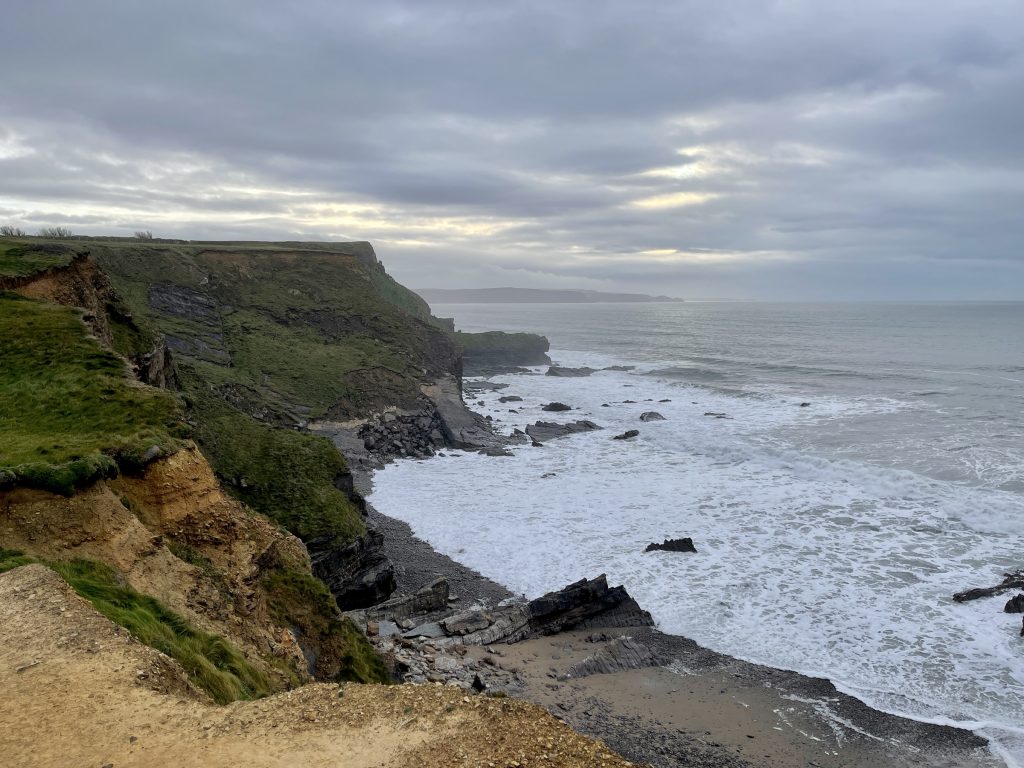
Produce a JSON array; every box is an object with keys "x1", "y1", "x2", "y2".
[{"x1": 353, "y1": 468, "x2": 1001, "y2": 768}]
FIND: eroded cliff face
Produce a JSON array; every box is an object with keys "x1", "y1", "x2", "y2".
[
  {"x1": 0, "y1": 242, "x2": 389, "y2": 683},
  {"x1": 0, "y1": 446, "x2": 382, "y2": 684}
]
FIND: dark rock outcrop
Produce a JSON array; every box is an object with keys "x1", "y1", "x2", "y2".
[
  {"x1": 136, "y1": 338, "x2": 179, "y2": 390},
  {"x1": 309, "y1": 529, "x2": 397, "y2": 610},
  {"x1": 546, "y1": 366, "x2": 597, "y2": 377},
  {"x1": 639, "y1": 411, "x2": 665, "y2": 422},
  {"x1": 525, "y1": 575, "x2": 654, "y2": 637},
  {"x1": 645, "y1": 537, "x2": 697, "y2": 553},
  {"x1": 456, "y1": 330, "x2": 551, "y2": 373},
  {"x1": 525, "y1": 420, "x2": 601, "y2": 442},
  {"x1": 542, "y1": 402, "x2": 572, "y2": 412},
  {"x1": 498, "y1": 395, "x2": 523, "y2": 403},
  {"x1": 360, "y1": 577, "x2": 450, "y2": 624},
  {"x1": 953, "y1": 569, "x2": 1024, "y2": 603},
  {"x1": 603, "y1": 365, "x2": 636, "y2": 372},
  {"x1": 1004, "y1": 594, "x2": 1024, "y2": 613},
  {"x1": 613, "y1": 430, "x2": 640, "y2": 440}
]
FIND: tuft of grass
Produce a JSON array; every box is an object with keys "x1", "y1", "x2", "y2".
[
  {"x1": 0, "y1": 293, "x2": 185, "y2": 494},
  {"x1": 262, "y1": 565, "x2": 390, "y2": 684},
  {"x1": 0, "y1": 548, "x2": 35, "y2": 574},
  {"x1": 50, "y1": 559, "x2": 272, "y2": 703}
]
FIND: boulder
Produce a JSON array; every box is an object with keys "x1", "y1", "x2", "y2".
[
  {"x1": 499, "y1": 395, "x2": 523, "y2": 403},
  {"x1": 525, "y1": 420, "x2": 602, "y2": 442},
  {"x1": 639, "y1": 411, "x2": 665, "y2": 422},
  {"x1": 542, "y1": 402, "x2": 572, "y2": 412},
  {"x1": 612, "y1": 430, "x2": 640, "y2": 440},
  {"x1": 361, "y1": 577, "x2": 449, "y2": 624},
  {"x1": 545, "y1": 366, "x2": 597, "y2": 377},
  {"x1": 442, "y1": 609, "x2": 492, "y2": 636},
  {"x1": 645, "y1": 537, "x2": 697, "y2": 553},
  {"x1": 1005, "y1": 594, "x2": 1024, "y2": 613}
]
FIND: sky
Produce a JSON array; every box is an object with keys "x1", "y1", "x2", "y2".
[{"x1": 2, "y1": 1, "x2": 1023, "y2": 299}]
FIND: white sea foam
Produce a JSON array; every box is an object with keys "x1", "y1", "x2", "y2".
[{"x1": 369, "y1": 349, "x2": 1024, "y2": 765}]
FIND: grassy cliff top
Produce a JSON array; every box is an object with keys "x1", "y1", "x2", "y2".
[
  {"x1": 0, "y1": 292, "x2": 184, "y2": 494},
  {"x1": 0, "y1": 241, "x2": 77, "y2": 279}
]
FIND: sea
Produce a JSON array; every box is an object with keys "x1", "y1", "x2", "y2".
[{"x1": 368, "y1": 301, "x2": 1024, "y2": 765}]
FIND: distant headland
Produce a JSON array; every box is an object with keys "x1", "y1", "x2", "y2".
[{"x1": 415, "y1": 287, "x2": 684, "y2": 304}]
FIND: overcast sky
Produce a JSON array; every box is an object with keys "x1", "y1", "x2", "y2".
[{"x1": 3, "y1": 1, "x2": 1023, "y2": 299}]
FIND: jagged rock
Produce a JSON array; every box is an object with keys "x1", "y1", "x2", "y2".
[
  {"x1": 526, "y1": 575, "x2": 654, "y2": 637},
  {"x1": 362, "y1": 577, "x2": 450, "y2": 624},
  {"x1": 531, "y1": 441, "x2": 544, "y2": 448},
  {"x1": 704, "y1": 412, "x2": 731, "y2": 419},
  {"x1": 542, "y1": 402, "x2": 572, "y2": 412},
  {"x1": 561, "y1": 637, "x2": 664, "y2": 679},
  {"x1": 1005, "y1": 594, "x2": 1024, "y2": 613},
  {"x1": 603, "y1": 365, "x2": 636, "y2": 372},
  {"x1": 136, "y1": 339, "x2": 179, "y2": 390},
  {"x1": 545, "y1": 366, "x2": 597, "y2": 377},
  {"x1": 612, "y1": 430, "x2": 640, "y2": 440},
  {"x1": 953, "y1": 570, "x2": 1024, "y2": 603},
  {"x1": 639, "y1": 411, "x2": 665, "y2": 422},
  {"x1": 309, "y1": 529, "x2": 397, "y2": 610},
  {"x1": 645, "y1": 537, "x2": 697, "y2": 553},
  {"x1": 525, "y1": 420, "x2": 601, "y2": 442},
  {"x1": 499, "y1": 395, "x2": 523, "y2": 403},
  {"x1": 799, "y1": 402, "x2": 812, "y2": 407}
]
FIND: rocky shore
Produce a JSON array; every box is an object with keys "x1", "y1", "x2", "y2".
[{"x1": 339, "y1": 389, "x2": 1003, "y2": 768}]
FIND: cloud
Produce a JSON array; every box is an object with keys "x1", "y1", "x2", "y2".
[{"x1": 1, "y1": 0, "x2": 1023, "y2": 298}]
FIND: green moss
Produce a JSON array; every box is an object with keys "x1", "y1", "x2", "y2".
[
  {"x1": 0, "y1": 242, "x2": 75, "y2": 278},
  {"x1": 0, "y1": 294, "x2": 185, "y2": 494},
  {"x1": 262, "y1": 565, "x2": 390, "y2": 684},
  {"x1": 50, "y1": 559, "x2": 272, "y2": 704}
]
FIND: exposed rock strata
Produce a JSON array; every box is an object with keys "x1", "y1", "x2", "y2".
[{"x1": 309, "y1": 529, "x2": 396, "y2": 610}]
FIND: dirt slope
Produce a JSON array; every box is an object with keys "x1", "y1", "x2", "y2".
[{"x1": 0, "y1": 564, "x2": 635, "y2": 768}]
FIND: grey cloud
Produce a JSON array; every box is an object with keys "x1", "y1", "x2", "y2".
[{"x1": 2, "y1": 1, "x2": 1023, "y2": 298}]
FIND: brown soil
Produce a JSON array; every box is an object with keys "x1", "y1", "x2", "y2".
[
  {"x1": 0, "y1": 564, "x2": 636, "y2": 768},
  {"x1": 0, "y1": 447, "x2": 313, "y2": 684}
]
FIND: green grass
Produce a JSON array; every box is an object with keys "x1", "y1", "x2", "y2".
[
  {"x1": 0, "y1": 548, "x2": 35, "y2": 574},
  {"x1": 0, "y1": 293, "x2": 185, "y2": 494},
  {"x1": 51, "y1": 559, "x2": 272, "y2": 703},
  {"x1": 93, "y1": 243, "x2": 457, "y2": 419},
  {"x1": 181, "y1": 368, "x2": 365, "y2": 548},
  {"x1": 0, "y1": 554, "x2": 270, "y2": 703},
  {"x1": 262, "y1": 565, "x2": 390, "y2": 684},
  {"x1": 0, "y1": 242, "x2": 76, "y2": 279}
]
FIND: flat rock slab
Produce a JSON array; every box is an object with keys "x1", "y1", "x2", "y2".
[
  {"x1": 526, "y1": 421, "x2": 602, "y2": 442},
  {"x1": 546, "y1": 366, "x2": 597, "y2": 377}
]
